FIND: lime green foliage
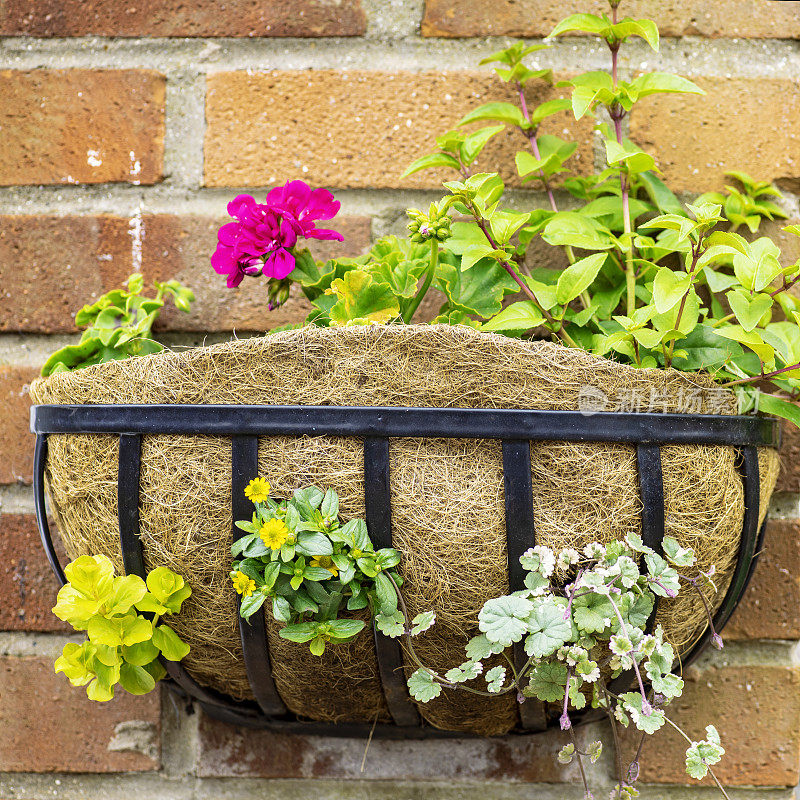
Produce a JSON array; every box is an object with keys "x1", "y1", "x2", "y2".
[
  {"x1": 41, "y1": 274, "x2": 195, "y2": 377},
  {"x1": 52, "y1": 555, "x2": 191, "y2": 701},
  {"x1": 231, "y1": 480, "x2": 431, "y2": 656},
  {"x1": 277, "y1": 2, "x2": 800, "y2": 426}
]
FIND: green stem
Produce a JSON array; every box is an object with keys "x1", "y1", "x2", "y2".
[{"x1": 404, "y1": 239, "x2": 439, "y2": 322}]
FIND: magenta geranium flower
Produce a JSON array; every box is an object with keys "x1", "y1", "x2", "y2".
[{"x1": 211, "y1": 181, "x2": 342, "y2": 288}]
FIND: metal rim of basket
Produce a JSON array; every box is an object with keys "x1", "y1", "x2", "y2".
[{"x1": 30, "y1": 404, "x2": 778, "y2": 738}]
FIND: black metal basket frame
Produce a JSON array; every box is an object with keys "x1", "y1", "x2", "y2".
[{"x1": 31, "y1": 403, "x2": 778, "y2": 738}]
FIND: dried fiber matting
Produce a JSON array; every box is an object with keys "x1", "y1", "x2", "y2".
[{"x1": 30, "y1": 324, "x2": 780, "y2": 735}]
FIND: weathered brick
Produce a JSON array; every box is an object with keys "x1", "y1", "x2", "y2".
[
  {"x1": 197, "y1": 710, "x2": 589, "y2": 780},
  {"x1": 0, "y1": 515, "x2": 69, "y2": 632},
  {"x1": 630, "y1": 78, "x2": 800, "y2": 193},
  {"x1": 0, "y1": 656, "x2": 160, "y2": 772},
  {"x1": 0, "y1": 213, "x2": 370, "y2": 333},
  {"x1": 0, "y1": 215, "x2": 133, "y2": 332},
  {"x1": 0, "y1": 70, "x2": 165, "y2": 186},
  {"x1": 422, "y1": 0, "x2": 800, "y2": 39},
  {"x1": 204, "y1": 70, "x2": 594, "y2": 189},
  {"x1": 620, "y1": 664, "x2": 800, "y2": 786},
  {"x1": 0, "y1": 366, "x2": 39, "y2": 484},
  {"x1": 777, "y1": 420, "x2": 800, "y2": 493},
  {"x1": 141, "y1": 213, "x2": 372, "y2": 331},
  {"x1": 0, "y1": 0, "x2": 366, "y2": 37},
  {"x1": 725, "y1": 519, "x2": 800, "y2": 640}
]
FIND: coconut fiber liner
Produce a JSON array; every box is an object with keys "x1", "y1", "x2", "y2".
[{"x1": 30, "y1": 324, "x2": 779, "y2": 736}]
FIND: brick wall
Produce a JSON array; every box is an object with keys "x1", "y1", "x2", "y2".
[{"x1": 1, "y1": 1, "x2": 799, "y2": 798}]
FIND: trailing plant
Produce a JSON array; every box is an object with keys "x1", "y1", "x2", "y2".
[
  {"x1": 210, "y1": 2, "x2": 800, "y2": 428},
  {"x1": 52, "y1": 554, "x2": 191, "y2": 700},
  {"x1": 41, "y1": 273, "x2": 195, "y2": 376},
  {"x1": 391, "y1": 536, "x2": 729, "y2": 799},
  {"x1": 231, "y1": 479, "x2": 434, "y2": 655}
]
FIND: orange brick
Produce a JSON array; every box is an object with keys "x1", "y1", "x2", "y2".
[
  {"x1": 0, "y1": 656, "x2": 160, "y2": 772},
  {"x1": 422, "y1": 0, "x2": 800, "y2": 39},
  {"x1": 0, "y1": 0, "x2": 366, "y2": 36},
  {"x1": 204, "y1": 70, "x2": 594, "y2": 190},
  {"x1": 0, "y1": 514, "x2": 69, "y2": 631},
  {"x1": 620, "y1": 664, "x2": 800, "y2": 786},
  {"x1": 0, "y1": 366, "x2": 39, "y2": 484},
  {"x1": 630, "y1": 78, "x2": 800, "y2": 193},
  {"x1": 0, "y1": 70, "x2": 165, "y2": 186},
  {"x1": 725, "y1": 519, "x2": 800, "y2": 640}
]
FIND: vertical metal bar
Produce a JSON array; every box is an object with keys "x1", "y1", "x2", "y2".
[
  {"x1": 637, "y1": 444, "x2": 664, "y2": 634},
  {"x1": 117, "y1": 433, "x2": 243, "y2": 711},
  {"x1": 231, "y1": 435, "x2": 287, "y2": 717},
  {"x1": 502, "y1": 439, "x2": 548, "y2": 732},
  {"x1": 364, "y1": 435, "x2": 421, "y2": 728},
  {"x1": 33, "y1": 435, "x2": 66, "y2": 587}
]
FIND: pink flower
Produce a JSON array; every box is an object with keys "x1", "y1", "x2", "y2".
[{"x1": 211, "y1": 181, "x2": 342, "y2": 288}]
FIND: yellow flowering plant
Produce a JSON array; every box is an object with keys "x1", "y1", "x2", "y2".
[
  {"x1": 231, "y1": 479, "x2": 432, "y2": 656},
  {"x1": 52, "y1": 554, "x2": 191, "y2": 701}
]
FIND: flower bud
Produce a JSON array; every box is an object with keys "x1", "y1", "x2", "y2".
[
  {"x1": 267, "y1": 277, "x2": 292, "y2": 311},
  {"x1": 406, "y1": 202, "x2": 452, "y2": 242}
]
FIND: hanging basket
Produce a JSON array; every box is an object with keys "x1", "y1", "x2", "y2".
[{"x1": 29, "y1": 325, "x2": 780, "y2": 737}]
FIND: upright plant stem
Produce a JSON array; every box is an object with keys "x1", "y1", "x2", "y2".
[
  {"x1": 404, "y1": 238, "x2": 439, "y2": 321},
  {"x1": 516, "y1": 82, "x2": 576, "y2": 266}
]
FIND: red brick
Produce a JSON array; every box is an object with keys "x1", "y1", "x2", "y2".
[
  {"x1": 630, "y1": 78, "x2": 800, "y2": 193},
  {"x1": 725, "y1": 519, "x2": 800, "y2": 641},
  {"x1": 0, "y1": 366, "x2": 39, "y2": 484},
  {"x1": 778, "y1": 419, "x2": 800, "y2": 493},
  {"x1": 0, "y1": 656, "x2": 160, "y2": 772},
  {"x1": 0, "y1": 213, "x2": 370, "y2": 333},
  {"x1": 197, "y1": 710, "x2": 588, "y2": 780},
  {"x1": 422, "y1": 0, "x2": 800, "y2": 38},
  {"x1": 0, "y1": 70, "x2": 165, "y2": 186},
  {"x1": 620, "y1": 664, "x2": 800, "y2": 786},
  {"x1": 0, "y1": 0, "x2": 366, "y2": 36},
  {"x1": 0, "y1": 215, "x2": 133, "y2": 332},
  {"x1": 204, "y1": 70, "x2": 594, "y2": 190},
  {"x1": 0, "y1": 515, "x2": 69, "y2": 632}
]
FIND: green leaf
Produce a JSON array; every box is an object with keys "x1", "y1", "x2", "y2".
[
  {"x1": 485, "y1": 665, "x2": 506, "y2": 693},
  {"x1": 465, "y1": 634, "x2": 505, "y2": 660},
  {"x1": 375, "y1": 610, "x2": 405, "y2": 637},
  {"x1": 401, "y1": 152, "x2": 462, "y2": 179},
  {"x1": 524, "y1": 662, "x2": 568, "y2": 702},
  {"x1": 375, "y1": 571, "x2": 398, "y2": 615},
  {"x1": 87, "y1": 613, "x2": 152, "y2": 648},
  {"x1": 436, "y1": 259, "x2": 518, "y2": 319},
  {"x1": 408, "y1": 668, "x2": 442, "y2": 702},
  {"x1": 549, "y1": 13, "x2": 609, "y2": 38},
  {"x1": 119, "y1": 662, "x2": 157, "y2": 695},
  {"x1": 726, "y1": 290, "x2": 773, "y2": 332},
  {"x1": 481, "y1": 301, "x2": 545, "y2": 333},
  {"x1": 328, "y1": 270, "x2": 400, "y2": 326},
  {"x1": 542, "y1": 212, "x2": 616, "y2": 251},
  {"x1": 122, "y1": 640, "x2": 160, "y2": 667},
  {"x1": 605, "y1": 138, "x2": 656, "y2": 174},
  {"x1": 55, "y1": 642, "x2": 97, "y2": 687},
  {"x1": 278, "y1": 622, "x2": 319, "y2": 643},
  {"x1": 668, "y1": 324, "x2": 744, "y2": 371},
  {"x1": 458, "y1": 102, "x2": 527, "y2": 128},
  {"x1": 524, "y1": 600, "x2": 572, "y2": 657},
  {"x1": 758, "y1": 394, "x2": 800, "y2": 427},
  {"x1": 460, "y1": 125, "x2": 505, "y2": 166},
  {"x1": 144, "y1": 567, "x2": 190, "y2": 614},
  {"x1": 652, "y1": 267, "x2": 691, "y2": 314},
  {"x1": 478, "y1": 595, "x2": 534, "y2": 645},
  {"x1": 637, "y1": 171, "x2": 683, "y2": 215},
  {"x1": 629, "y1": 72, "x2": 704, "y2": 98},
  {"x1": 714, "y1": 326, "x2": 775, "y2": 363},
  {"x1": 573, "y1": 593, "x2": 615, "y2": 634},
  {"x1": 327, "y1": 619, "x2": 367, "y2": 640},
  {"x1": 410, "y1": 610, "x2": 436, "y2": 636},
  {"x1": 151, "y1": 623, "x2": 190, "y2": 661},
  {"x1": 295, "y1": 532, "x2": 334, "y2": 557},
  {"x1": 610, "y1": 18, "x2": 659, "y2": 50},
  {"x1": 555, "y1": 253, "x2": 607, "y2": 305}
]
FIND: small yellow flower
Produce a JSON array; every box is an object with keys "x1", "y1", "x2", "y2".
[
  {"x1": 310, "y1": 555, "x2": 338, "y2": 578},
  {"x1": 232, "y1": 571, "x2": 256, "y2": 598},
  {"x1": 259, "y1": 518, "x2": 290, "y2": 550},
  {"x1": 245, "y1": 477, "x2": 271, "y2": 504}
]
